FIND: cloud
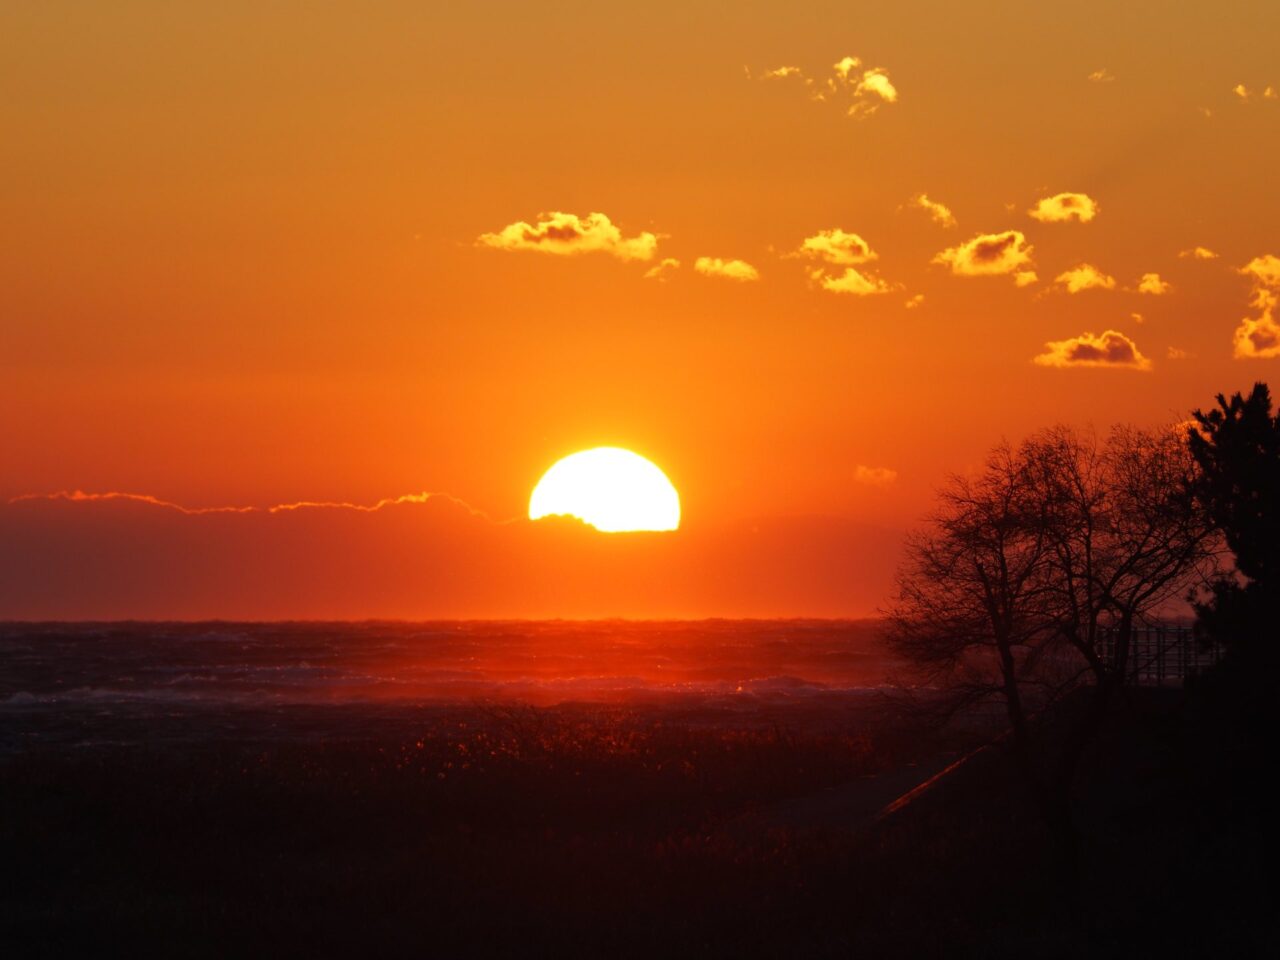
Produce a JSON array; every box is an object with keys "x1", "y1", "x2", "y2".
[
  {"x1": 1233, "y1": 254, "x2": 1280, "y2": 359},
  {"x1": 1166, "y1": 347, "x2": 1192, "y2": 360},
  {"x1": 1240, "y1": 253, "x2": 1280, "y2": 288},
  {"x1": 1233, "y1": 316, "x2": 1280, "y2": 359},
  {"x1": 0, "y1": 489, "x2": 906, "y2": 618},
  {"x1": 1034, "y1": 330, "x2": 1152, "y2": 370},
  {"x1": 1131, "y1": 312, "x2": 1145, "y2": 324},
  {"x1": 7, "y1": 489, "x2": 488, "y2": 520},
  {"x1": 1054, "y1": 263, "x2": 1117, "y2": 293},
  {"x1": 643, "y1": 258, "x2": 680, "y2": 281},
  {"x1": 907, "y1": 194, "x2": 957, "y2": 228},
  {"x1": 477, "y1": 211, "x2": 658, "y2": 262},
  {"x1": 756, "y1": 54, "x2": 899, "y2": 119},
  {"x1": 905, "y1": 294, "x2": 925, "y2": 309},
  {"x1": 1235, "y1": 83, "x2": 1277, "y2": 102},
  {"x1": 853, "y1": 465, "x2": 898, "y2": 487},
  {"x1": 854, "y1": 68, "x2": 898, "y2": 105},
  {"x1": 1015, "y1": 271, "x2": 1039, "y2": 287},
  {"x1": 833, "y1": 56, "x2": 861, "y2": 81},
  {"x1": 1137, "y1": 272, "x2": 1172, "y2": 295},
  {"x1": 792, "y1": 229, "x2": 894, "y2": 293},
  {"x1": 933, "y1": 230, "x2": 1034, "y2": 279},
  {"x1": 794, "y1": 228, "x2": 877, "y2": 265},
  {"x1": 1028, "y1": 192, "x2": 1099, "y2": 223},
  {"x1": 1087, "y1": 68, "x2": 1115, "y2": 83},
  {"x1": 694, "y1": 257, "x2": 759, "y2": 282},
  {"x1": 808, "y1": 266, "x2": 894, "y2": 296},
  {"x1": 1179, "y1": 246, "x2": 1219, "y2": 260}
]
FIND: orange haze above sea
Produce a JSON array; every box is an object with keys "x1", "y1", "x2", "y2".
[{"x1": 1, "y1": 2, "x2": 1278, "y2": 616}]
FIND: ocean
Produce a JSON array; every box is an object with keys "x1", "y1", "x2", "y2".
[{"x1": 0, "y1": 619, "x2": 902, "y2": 753}]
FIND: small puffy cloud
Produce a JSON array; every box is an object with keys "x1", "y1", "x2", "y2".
[
  {"x1": 1054, "y1": 263, "x2": 1117, "y2": 293},
  {"x1": 794, "y1": 228, "x2": 893, "y2": 293},
  {"x1": 1034, "y1": 330, "x2": 1152, "y2": 370},
  {"x1": 794, "y1": 227, "x2": 877, "y2": 265},
  {"x1": 1028, "y1": 192, "x2": 1099, "y2": 223},
  {"x1": 1015, "y1": 270, "x2": 1039, "y2": 287},
  {"x1": 643, "y1": 258, "x2": 680, "y2": 281},
  {"x1": 694, "y1": 257, "x2": 759, "y2": 282},
  {"x1": 907, "y1": 193, "x2": 957, "y2": 228},
  {"x1": 808, "y1": 266, "x2": 894, "y2": 296},
  {"x1": 1167, "y1": 347, "x2": 1192, "y2": 360},
  {"x1": 833, "y1": 56, "x2": 862, "y2": 80},
  {"x1": 1137, "y1": 272, "x2": 1172, "y2": 295},
  {"x1": 1131, "y1": 312, "x2": 1145, "y2": 324},
  {"x1": 1268, "y1": 86, "x2": 1279, "y2": 100},
  {"x1": 1088, "y1": 68, "x2": 1115, "y2": 83},
  {"x1": 1234, "y1": 83, "x2": 1250, "y2": 100},
  {"x1": 1233, "y1": 254, "x2": 1280, "y2": 359},
  {"x1": 477, "y1": 211, "x2": 658, "y2": 262},
  {"x1": 933, "y1": 230, "x2": 1034, "y2": 279},
  {"x1": 755, "y1": 54, "x2": 898, "y2": 119},
  {"x1": 905, "y1": 294, "x2": 925, "y2": 309},
  {"x1": 1179, "y1": 246, "x2": 1219, "y2": 260},
  {"x1": 853, "y1": 465, "x2": 898, "y2": 487},
  {"x1": 854, "y1": 68, "x2": 898, "y2": 105}
]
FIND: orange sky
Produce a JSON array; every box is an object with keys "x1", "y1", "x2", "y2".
[{"x1": 2, "y1": 3, "x2": 1278, "y2": 616}]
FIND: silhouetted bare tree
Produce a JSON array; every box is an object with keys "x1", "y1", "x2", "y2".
[
  {"x1": 887, "y1": 422, "x2": 1217, "y2": 896},
  {"x1": 887, "y1": 441, "x2": 1061, "y2": 774},
  {"x1": 1025, "y1": 424, "x2": 1219, "y2": 686}
]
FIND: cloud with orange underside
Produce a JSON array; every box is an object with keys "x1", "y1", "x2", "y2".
[
  {"x1": 1034, "y1": 330, "x2": 1152, "y2": 370},
  {"x1": 1028, "y1": 192, "x2": 1099, "y2": 223},
  {"x1": 477, "y1": 211, "x2": 658, "y2": 262},
  {"x1": 933, "y1": 230, "x2": 1035, "y2": 281},
  {"x1": 1233, "y1": 254, "x2": 1280, "y2": 359},
  {"x1": 694, "y1": 257, "x2": 759, "y2": 282},
  {"x1": 1054, "y1": 264, "x2": 1117, "y2": 293}
]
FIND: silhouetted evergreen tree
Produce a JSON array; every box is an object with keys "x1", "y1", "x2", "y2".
[{"x1": 1188, "y1": 383, "x2": 1280, "y2": 665}]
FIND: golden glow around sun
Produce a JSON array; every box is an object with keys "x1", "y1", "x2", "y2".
[{"x1": 529, "y1": 447, "x2": 681, "y2": 532}]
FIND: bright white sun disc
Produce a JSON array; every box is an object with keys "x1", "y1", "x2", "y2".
[{"x1": 529, "y1": 447, "x2": 681, "y2": 532}]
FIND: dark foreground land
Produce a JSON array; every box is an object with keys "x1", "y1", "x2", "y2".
[{"x1": 0, "y1": 625, "x2": 1271, "y2": 958}]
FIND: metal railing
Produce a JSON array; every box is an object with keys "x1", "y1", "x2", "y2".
[{"x1": 1095, "y1": 625, "x2": 1221, "y2": 686}]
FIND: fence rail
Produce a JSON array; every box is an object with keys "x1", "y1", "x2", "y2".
[{"x1": 1096, "y1": 625, "x2": 1220, "y2": 686}]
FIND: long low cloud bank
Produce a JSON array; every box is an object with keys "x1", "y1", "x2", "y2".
[{"x1": 0, "y1": 493, "x2": 902, "y2": 619}]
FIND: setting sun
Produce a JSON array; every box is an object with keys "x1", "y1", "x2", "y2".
[{"x1": 529, "y1": 447, "x2": 681, "y2": 533}]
